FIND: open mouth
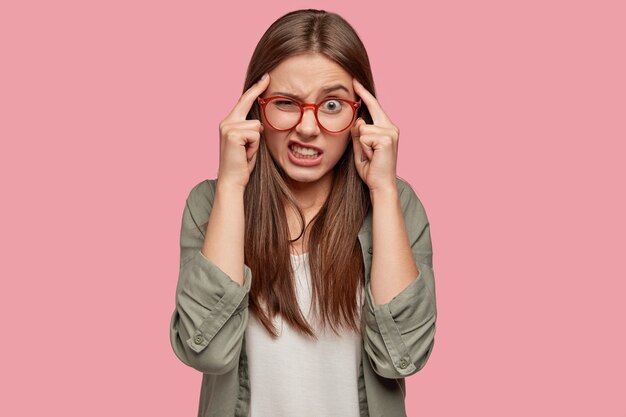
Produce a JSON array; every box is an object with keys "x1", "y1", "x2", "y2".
[
  {"x1": 288, "y1": 143, "x2": 322, "y2": 159},
  {"x1": 287, "y1": 142, "x2": 323, "y2": 166}
]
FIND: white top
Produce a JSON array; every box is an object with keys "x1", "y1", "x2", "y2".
[{"x1": 245, "y1": 252, "x2": 363, "y2": 417}]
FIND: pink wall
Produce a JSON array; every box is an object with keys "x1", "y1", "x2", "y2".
[{"x1": 1, "y1": 0, "x2": 624, "y2": 415}]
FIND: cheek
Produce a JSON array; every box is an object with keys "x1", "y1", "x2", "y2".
[
  {"x1": 329, "y1": 135, "x2": 352, "y2": 156},
  {"x1": 263, "y1": 133, "x2": 286, "y2": 158}
]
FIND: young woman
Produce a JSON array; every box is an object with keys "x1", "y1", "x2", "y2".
[{"x1": 170, "y1": 9, "x2": 437, "y2": 417}]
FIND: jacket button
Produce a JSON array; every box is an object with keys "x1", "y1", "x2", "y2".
[
  {"x1": 194, "y1": 334, "x2": 204, "y2": 345},
  {"x1": 368, "y1": 247, "x2": 373, "y2": 254},
  {"x1": 399, "y1": 359, "x2": 408, "y2": 369}
]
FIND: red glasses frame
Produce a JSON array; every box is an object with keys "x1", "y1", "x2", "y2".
[{"x1": 257, "y1": 95, "x2": 362, "y2": 133}]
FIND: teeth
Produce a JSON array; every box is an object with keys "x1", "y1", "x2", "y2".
[{"x1": 290, "y1": 144, "x2": 320, "y2": 156}]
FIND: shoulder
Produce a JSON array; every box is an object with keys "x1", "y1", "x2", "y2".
[
  {"x1": 395, "y1": 176, "x2": 429, "y2": 224},
  {"x1": 184, "y1": 178, "x2": 218, "y2": 219},
  {"x1": 395, "y1": 176, "x2": 433, "y2": 266},
  {"x1": 396, "y1": 176, "x2": 426, "y2": 209}
]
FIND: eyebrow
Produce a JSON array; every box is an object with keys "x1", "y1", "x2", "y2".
[{"x1": 270, "y1": 84, "x2": 351, "y2": 100}]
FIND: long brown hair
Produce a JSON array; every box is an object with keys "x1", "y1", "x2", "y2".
[{"x1": 241, "y1": 9, "x2": 377, "y2": 340}]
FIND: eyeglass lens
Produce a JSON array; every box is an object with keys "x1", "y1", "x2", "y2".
[{"x1": 264, "y1": 98, "x2": 355, "y2": 132}]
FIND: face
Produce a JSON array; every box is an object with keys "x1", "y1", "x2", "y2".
[{"x1": 260, "y1": 53, "x2": 358, "y2": 189}]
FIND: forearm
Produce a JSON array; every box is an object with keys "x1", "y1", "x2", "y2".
[
  {"x1": 201, "y1": 182, "x2": 246, "y2": 287},
  {"x1": 370, "y1": 185, "x2": 420, "y2": 305}
]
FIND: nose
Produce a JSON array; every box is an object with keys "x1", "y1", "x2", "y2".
[{"x1": 295, "y1": 107, "x2": 321, "y2": 137}]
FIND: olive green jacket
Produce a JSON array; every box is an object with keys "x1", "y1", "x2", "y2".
[{"x1": 169, "y1": 177, "x2": 437, "y2": 417}]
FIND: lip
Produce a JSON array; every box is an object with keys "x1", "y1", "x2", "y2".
[
  {"x1": 287, "y1": 144, "x2": 323, "y2": 167},
  {"x1": 287, "y1": 140, "x2": 323, "y2": 154}
]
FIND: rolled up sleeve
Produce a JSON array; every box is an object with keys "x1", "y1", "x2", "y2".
[
  {"x1": 362, "y1": 180, "x2": 438, "y2": 379},
  {"x1": 169, "y1": 181, "x2": 252, "y2": 375}
]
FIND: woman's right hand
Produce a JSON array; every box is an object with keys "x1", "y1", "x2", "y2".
[{"x1": 217, "y1": 73, "x2": 270, "y2": 191}]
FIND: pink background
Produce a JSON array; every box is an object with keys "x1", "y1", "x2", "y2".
[{"x1": 2, "y1": 0, "x2": 625, "y2": 415}]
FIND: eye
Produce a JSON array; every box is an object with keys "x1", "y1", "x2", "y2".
[
  {"x1": 274, "y1": 99, "x2": 298, "y2": 109},
  {"x1": 320, "y1": 98, "x2": 344, "y2": 113},
  {"x1": 272, "y1": 99, "x2": 300, "y2": 112}
]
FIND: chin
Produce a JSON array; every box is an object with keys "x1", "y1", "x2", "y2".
[
  {"x1": 284, "y1": 170, "x2": 324, "y2": 183},
  {"x1": 281, "y1": 163, "x2": 334, "y2": 184}
]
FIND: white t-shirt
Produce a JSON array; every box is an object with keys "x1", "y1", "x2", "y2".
[{"x1": 245, "y1": 252, "x2": 363, "y2": 417}]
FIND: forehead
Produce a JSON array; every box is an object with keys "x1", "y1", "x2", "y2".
[{"x1": 268, "y1": 53, "x2": 353, "y2": 99}]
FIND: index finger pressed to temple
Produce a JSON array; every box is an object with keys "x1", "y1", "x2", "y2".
[
  {"x1": 353, "y1": 77, "x2": 391, "y2": 127},
  {"x1": 230, "y1": 75, "x2": 270, "y2": 121}
]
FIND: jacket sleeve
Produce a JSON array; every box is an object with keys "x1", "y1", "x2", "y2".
[
  {"x1": 362, "y1": 179, "x2": 438, "y2": 379},
  {"x1": 169, "y1": 180, "x2": 252, "y2": 375}
]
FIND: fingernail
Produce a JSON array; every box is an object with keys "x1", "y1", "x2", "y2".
[{"x1": 261, "y1": 73, "x2": 268, "y2": 81}]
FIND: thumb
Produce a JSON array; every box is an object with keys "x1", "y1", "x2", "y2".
[
  {"x1": 351, "y1": 117, "x2": 364, "y2": 141},
  {"x1": 352, "y1": 118, "x2": 367, "y2": 163}
]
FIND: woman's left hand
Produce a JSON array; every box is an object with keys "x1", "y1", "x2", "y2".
[{"x1": 351, "y1": 77, "x2": 399, "y2": 193}]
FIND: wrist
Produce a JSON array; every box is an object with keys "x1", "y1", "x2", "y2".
[
  {"x1": 215, "y1": 179, "x2": 246, "y2": 198},
  {"x1": 369, "y1": 182, "x2": 398, "y2": 202}
]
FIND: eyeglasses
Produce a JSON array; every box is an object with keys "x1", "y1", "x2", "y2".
[{"x1": 257, "y1": 95, "x2": 362, "y2": 133}]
